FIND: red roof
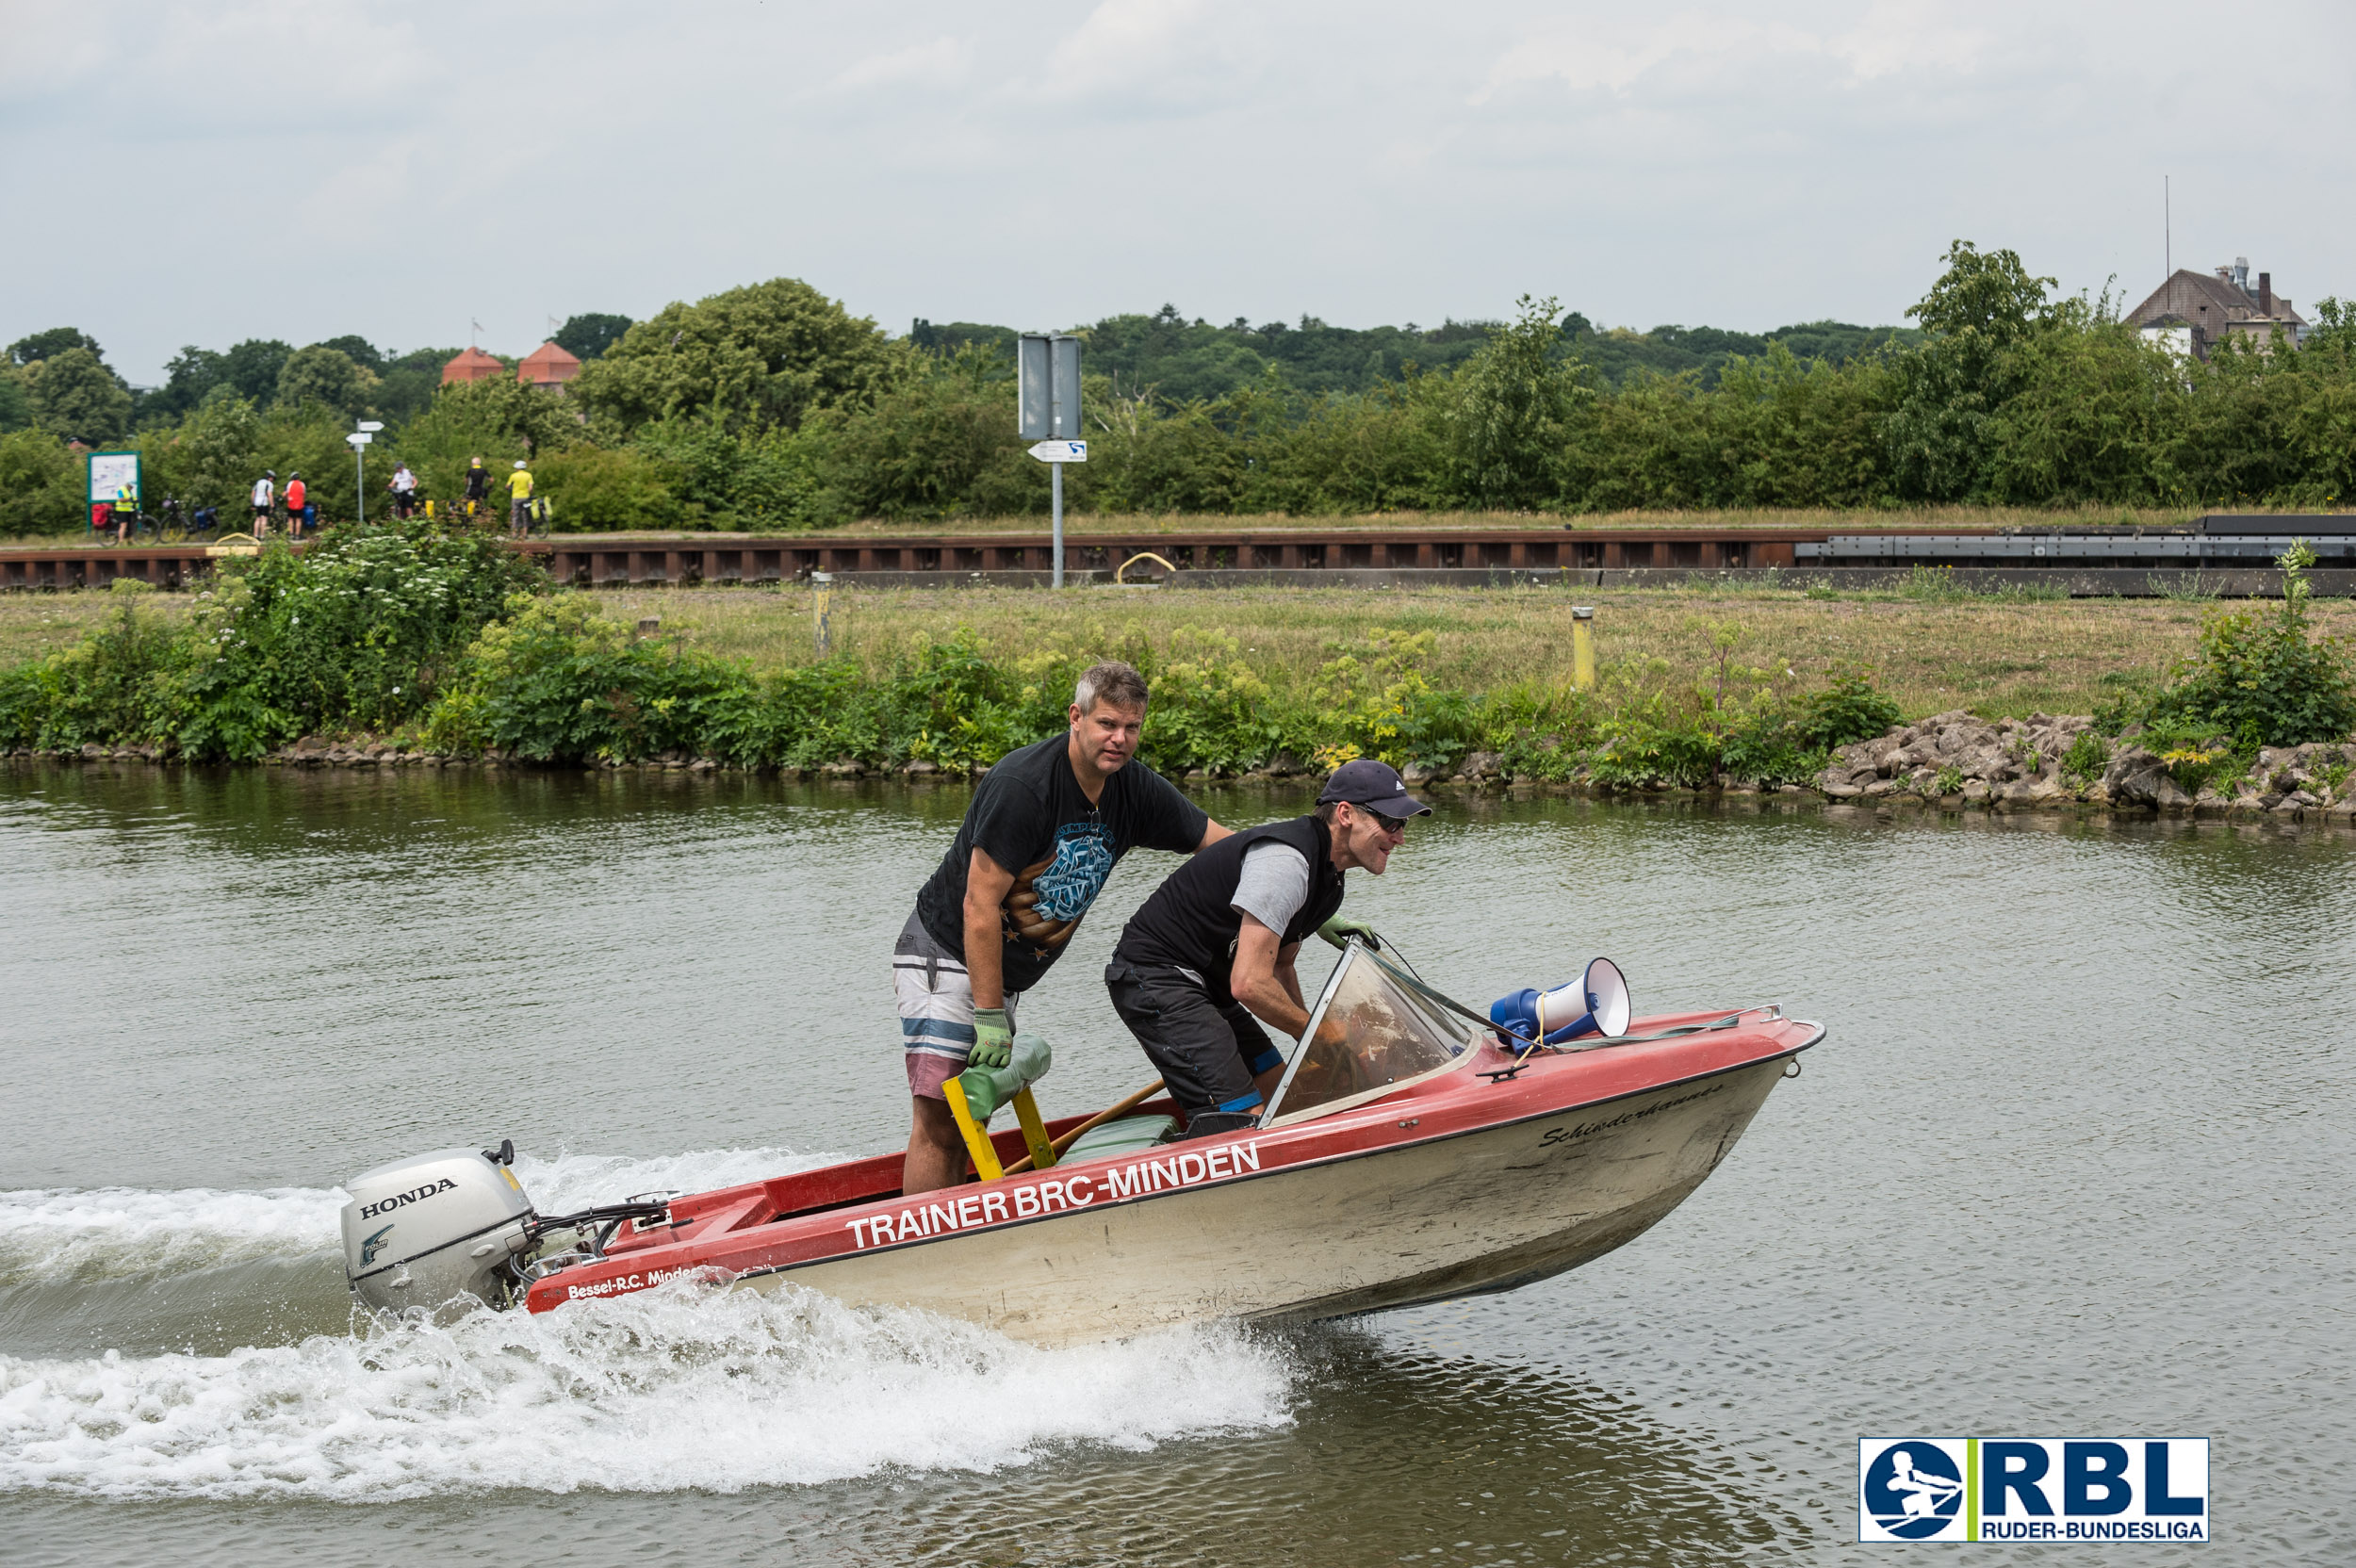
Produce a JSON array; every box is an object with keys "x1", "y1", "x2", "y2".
[
  {"x1": 518, "y1": 341, "x2": 583, "y2": 387},
  {"x1": 442, "y1": 347, "x2": 507, "y2": 385}
]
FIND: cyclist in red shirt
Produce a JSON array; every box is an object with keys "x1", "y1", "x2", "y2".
[{"x1": 284, "y1": 474, "x2": 307, "y2": 537}]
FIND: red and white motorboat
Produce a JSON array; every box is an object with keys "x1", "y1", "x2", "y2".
[{"x1": 339, "y1": 943, "x2": 1822, "y2": 1347}]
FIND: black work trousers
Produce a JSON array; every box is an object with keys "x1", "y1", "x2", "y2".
[{"x1": 1104, "y1": 961, "x2": 1285, "y2": 1124}]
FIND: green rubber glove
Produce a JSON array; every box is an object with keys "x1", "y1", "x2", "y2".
[
  {"x1": 1317, "y1": 915, "x2": 1381, "y2": 952},
  {"x1": 968, "y1": 1007, "x2": 1013, "y2": 1070}
]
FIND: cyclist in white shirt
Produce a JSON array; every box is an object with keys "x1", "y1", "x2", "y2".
[
  {"x1": 251, "y1": 472, "x2": 275, "y2": 540},
  {"x1": 389, "y1": 464, "x2": 418, "y2": 519}
]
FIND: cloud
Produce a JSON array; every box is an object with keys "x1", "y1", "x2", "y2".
[
  {"x1": 1039, "y1": 0, "x2": 1263, "y2": 109},
  {"x1": 1830, "y1": 0, "x2": 1988, "y2": 80},
  {"x1": 2, "y1": 0, "x2": 2349, "y2": 382},
  {"x1": 837, "y1": 36, "x2": 972, "y2": 90},
  {"x1": 1478, "y1": 14, "x2": 1819, "y2": 100},
  {"x1": 1049, "y1": 0, "x2": 1205, "y2": 83},
  {"x1": 1475, "y1": 2, "x2": 1990, "y2": 101}
]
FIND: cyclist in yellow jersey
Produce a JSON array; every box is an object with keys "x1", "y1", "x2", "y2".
[{"x1": 506, "y1": 461, "x2": 534, "y2": 538}]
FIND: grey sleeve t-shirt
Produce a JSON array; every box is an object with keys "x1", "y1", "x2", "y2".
[{"x1": 1230, "y1": 841, "x2": 1312, "y2": 938}]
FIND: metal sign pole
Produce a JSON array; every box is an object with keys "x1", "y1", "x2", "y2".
[
  {"x1": 349, "y1": 423, "x2": 383, "y2": 529},
  {"x1": 1020, "y1": 332, "x2": 1083, "y2": 590}
]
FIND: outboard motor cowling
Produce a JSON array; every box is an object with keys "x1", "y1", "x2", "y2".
[{"x1": 341, "y1": 1147, "x2": 536, "y2": 1312}]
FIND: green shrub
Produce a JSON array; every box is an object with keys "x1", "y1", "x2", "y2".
[
  {"x1": 2139, "y1": 544, "x2": 2356, "y2": 746},
  {"x1": 425, "y1": 593, "x2": 752, "y2": 761},
  {"x1": 1, "y1": 596, "x2": 184, "y2": 748},
  {"x1": 197, "y1": 519, "x2": 548, "y2": 741},
  {"x1": 1797, "y1": 663, "x2": 1903, "y2": 749},
  {"x1": 1588, "y1": 699, "x2": 1722, "y2": 789},
  {"x1": 1476, "y1": 683, "x2": 1601, "y2": 782},
  {"x1": 2160, "y1": 746, "x2": 2229, "y2": 793},
  {"x1": 1134, "y1": 629, "x2": 1290, "y2": 775},
  {"x1": 2060, "y1": 730, "x2": 2111, "y2": 784},
  {"x1": 536, "y1": 446, "x2": 686, "y2": 531},
  {"x1": 1310, "y1": 629, "x2": 1477, "y2": 771},
  {"x1": 1716, "y1": 705, "x2": 1830, "y2": 785},
  {"x1": 0, "y1": 427, "x2": 83, "y2": 535}
]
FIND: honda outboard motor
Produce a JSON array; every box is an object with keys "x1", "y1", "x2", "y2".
[{"x1": 341, "y1": 1144, "x2": 537, "y2": 1312}]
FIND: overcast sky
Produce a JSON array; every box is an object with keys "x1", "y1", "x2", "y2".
[{"x1": 6, "y1": 0, "x2": 2350, "y2": 384}]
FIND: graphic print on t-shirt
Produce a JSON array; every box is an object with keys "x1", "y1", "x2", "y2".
[{"x1": 1005, "y1": 821, "x2": 1115, "y2": 954}]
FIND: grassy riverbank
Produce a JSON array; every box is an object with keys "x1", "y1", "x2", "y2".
[
  {"x1": 575, "y1": 583, "x2": 2356, "y2": 722},
  {"x1": 7, "y1": 576, "x2": 2355, "y2": 721},
  {"x1": 6, "y1": 522, "x2": 2349, "y2": 783}
]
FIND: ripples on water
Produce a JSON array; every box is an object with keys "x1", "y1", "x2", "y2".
[{"x1": 3, "y1": 764, "x2": 2351, "y2": 1565}]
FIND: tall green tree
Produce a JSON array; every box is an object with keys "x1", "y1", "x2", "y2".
[
  {"x1": 135, "y1": 392, "x2": 265, "y2": 511},
  {"x1": 554, "y1": 313, "x2": 632, "y2": 361},
  {"x1": 390, "y1": 376, "x2": 583, "y2": 507},
  {"x1": 0, "y1": 429, "x2": 81, "y2": 533},
  {"x1": 1879, "y1": 240, "x2": 2055, "y2": 500},
  {"x1": 221, "y1": 339, "x2": 295, "y2": 404},
  {"x1": 571, "y1": 277, "x2": 903, "y2": 435},
  {"x1": 0, "y1": 370, "x2": 31, "y2": 433},
  {"x1": 1449, "y1": 294, "x2": 1584, "y2": 508},
  {"x1": 314, "y1": 335, "x2": 384, "y2": 372},
  {"x1": 8, "y1": 328, "x2": 103, "y2": 366},
  {"x1": 276, "y1": 345, "x2": 379, "y2": 419},
  {"x1": 26, "y1": 348, "x2": 133, "y2": 442}
]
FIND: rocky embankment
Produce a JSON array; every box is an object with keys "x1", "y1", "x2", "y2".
[
  {"x1": 1813, "y1": 710, "x2": 2356, "y2": 822},
  {"x1": 12, "y1": 718, "x2": 2355, "y2": 823}
]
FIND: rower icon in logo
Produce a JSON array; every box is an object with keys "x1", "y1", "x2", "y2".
[{"x1": 1862, "y1": 1442, "x2": 1965, "y2": 1539}]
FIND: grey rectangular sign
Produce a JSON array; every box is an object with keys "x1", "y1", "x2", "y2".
[
  {"x1": 1018, "y1": 333, "x2": 1081, "y2": 439},
  {"x1": 1051, "y1": 335, "x2": 1081, "y2": 437},
  {"x1": 1018, "y1": 335, "x2": 1052, "y2": 439}
]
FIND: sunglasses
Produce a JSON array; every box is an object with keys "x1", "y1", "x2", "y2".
[{"x1": 1363, "y1": 807, "x2": 1410, "y2": 836}]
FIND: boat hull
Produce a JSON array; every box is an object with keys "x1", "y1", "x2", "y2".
[
  {"x1": 522, "y1": 1009, "x2": 1821, "y2": 1346},
  {"x1": 725, "y1": 1054, "x2": 1788, "y2": 1345}
]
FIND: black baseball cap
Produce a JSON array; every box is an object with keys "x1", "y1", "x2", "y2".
[{"x1": 1317, "y1": 759, "x2": 1431, "y2": 818}]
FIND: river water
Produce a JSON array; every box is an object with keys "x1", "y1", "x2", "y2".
[{"x1": 1, "y1": 765, "x2": 2349, "y2": 1565}]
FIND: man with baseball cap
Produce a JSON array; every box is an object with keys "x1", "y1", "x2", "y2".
[{"x1": 1104, "y1": 759, "x2": 1430, "y2": 1141}]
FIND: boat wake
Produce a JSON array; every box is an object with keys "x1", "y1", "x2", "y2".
[
  {"x1": 0, "y1": 1148, "x2": 833, "y2": 1288},
  {"x1": 0, "y1": 1151, "x2": 1299, "y2": 1500}
]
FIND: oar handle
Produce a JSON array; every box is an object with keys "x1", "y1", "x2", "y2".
[{"x1": 1002, "y1": 1078, "x2": 1166, "y2": 1176}]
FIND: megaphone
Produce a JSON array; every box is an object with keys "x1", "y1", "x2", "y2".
[{"x1": 1488, "y1": 957, "x2": 1631, "y2": 1049}]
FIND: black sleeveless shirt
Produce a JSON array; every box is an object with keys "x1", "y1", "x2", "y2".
[{"x1": 1111, "y1": 815, "x2": 1346, "y2": 999}]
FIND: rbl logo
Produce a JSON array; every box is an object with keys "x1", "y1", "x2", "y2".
[{"x1": 1858, "y1": 1437, "x2": 2209, "y2": 1544}]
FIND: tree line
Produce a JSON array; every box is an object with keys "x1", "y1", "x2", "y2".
[{"x1": 4, "y1": 242, "x2": 2352, "y2": 536}]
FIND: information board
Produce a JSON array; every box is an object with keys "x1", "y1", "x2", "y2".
[{"x1": 87, "y1": 449, "x2": 140, "y2": 506}]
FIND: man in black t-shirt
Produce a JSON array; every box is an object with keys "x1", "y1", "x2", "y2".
[{"x1": 896, "y1": 660, "x2": 1230, "y2": 1193}]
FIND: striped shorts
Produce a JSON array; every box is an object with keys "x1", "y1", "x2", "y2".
[{"x1": 893, "y1": 910, "x2": 1019, "y2": 1100}]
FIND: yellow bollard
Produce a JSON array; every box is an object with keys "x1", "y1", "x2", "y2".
[
  {"x1": 1571, "y1": 606, "x2": 1596, "y2": 690},
  {"x1": 941, "y1": 1078, "x2": 1003, "y2": 1182}
]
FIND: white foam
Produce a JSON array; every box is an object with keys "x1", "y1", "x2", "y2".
[
  {"x1": 0, "y1": 1278, "x2": 1295, "y2": 1499},
  {"x1": 0, "y1": 1185, "x2": 345, "y2": 1282},
  {"x1": 0, "y1": 1146, "x2": 831, "y2": 1285},
  {"x1": 513, "y1": 1145, "x2": 839, "y2": 1217}
]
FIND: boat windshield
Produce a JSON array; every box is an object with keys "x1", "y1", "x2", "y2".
[{"x1": 1263, "y1": 945, "x2": 1479, "y2": 1125}]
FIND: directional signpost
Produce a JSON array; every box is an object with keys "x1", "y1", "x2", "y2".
[
  {"x1": 349, "y1": 420, "x2": 384, "y2": 524},
  {"x1": 1018, "y1": 335, "x2": 1082, "y2": 587}
]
